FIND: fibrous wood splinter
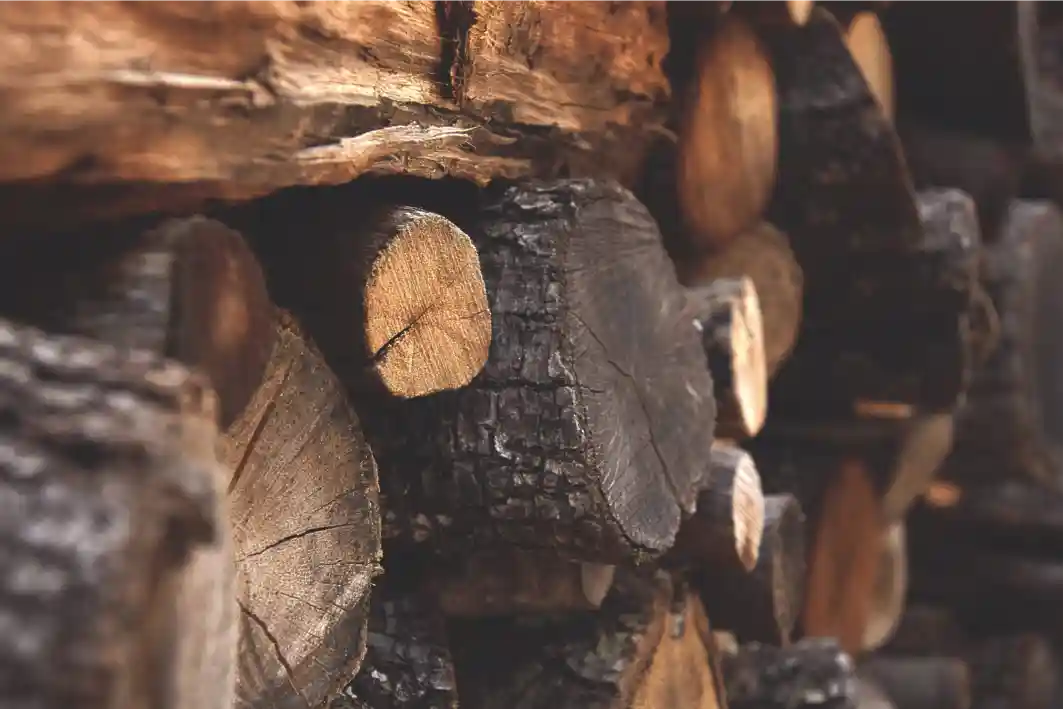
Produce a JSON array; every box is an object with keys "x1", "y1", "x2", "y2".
[{"x1": 359, "y1": 207, "x2": 491, "y2": 399}]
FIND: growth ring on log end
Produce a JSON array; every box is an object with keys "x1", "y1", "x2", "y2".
[
  {"x1": 360, "y1": 207, "x2": 491, "y2": 399},
  {"x1": 678, "y1": 14, "x2": 778, "y2": 251}
]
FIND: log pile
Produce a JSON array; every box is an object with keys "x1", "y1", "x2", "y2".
[{"x1": 0, "y1": 3, "x2": 1059, "y2": 709}]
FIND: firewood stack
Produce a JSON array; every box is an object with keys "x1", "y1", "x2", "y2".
[{"x1": 0, "y1": 3, "x2": 1058, "y2": 709}]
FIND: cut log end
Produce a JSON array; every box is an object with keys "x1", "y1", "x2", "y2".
[
  {"x1": 862, "y1": 521, "x2": 908, "y2": 652},
  {"x1": 678, "y1": 14, "x2": 778, "y2": 250},
  {"x1": 362, "y1": 207, "x2": 491, "y2": 399},
  {"x1": 692, "y1": 276, "x2": 768, "y2": 439},
  {"x1": 845, "y1": 11, "x2": 895, "y2": 119}
]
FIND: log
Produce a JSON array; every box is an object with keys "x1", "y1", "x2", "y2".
[
  {"x1": 0, "y1": 215, "x2": 275, "y2": 428},
  {"x1": 679, "y1": 221, "x2": 804, "y2": 378},
  {"x1": 721, "y1": 638, "x2": 858, "y2": 709},
  {"x1": 941, "y1": 200, "x2": 1063, "y2": 490},
  {"x1": 451, "y1": 570, "x2": 725, "y2": 709},
  {"x1": 966, "y1": 634, "x2": 1059, "y2": 709},
  {"x1": 862, "y1": 521, "x2": 907, "y2": 652},
  {"x1": 345, "y1": 206, "x2": 491, "y2": 398},
  {"x1": 738, "y1": 1, "x2": 816, "y2": 27},
  {"x1": 436, "y1": 551, "x2": 615, "y2": 617},
  {"x1": 803, "y1": 458, "x2": 884, "y2": 655},
  {"x1": 339, "y1": 587, "x2": 457, "y2": 709},
  {"x1": 217, "y1": 312, "x2": 382, "y2": 709},
  {"x1": 695, "y1": 494, "x2": 807, "y2": 646},
  {"x1": 881, "y1": 413, "x2": 954, "y2": 523},
  {"x1": 769, "y1": 186, "x2": 980, "y2": 417},
  {"x1": 365, "y1": 179, "x2": 718, "y2": 562},
  {"x1": 854, "y1": 677, "x2": 897, "y2": 709},
  {"x1": 672, "y1": 444, "x2": 766, "y2": 572},
  {"x1": 0, "y1": 2, "x2": 672, "y2": 228},
  {"x1": 916, "y1": 479, "x2": 1063, "y2": 549},
  {"x1": 677, "y1": 14, "x2": 778, "y2": 251},
  {"x1": 689, "y1": 277, "x2": 768, "y2": 440},
  {"x1": 0, "y1": 317, "x2": 235, "y2": 709},
  {"x1": 1019, "y1": 1, "x2": 1063, "y2": 160},
  {"x1": 882, "y1": 605, "x2": 968, "y2": 658},
  {"x1": 859, "y1": 657, "x2": 971, "y2": 709},
  {"x1": 844, "y1": 12, "x2": 894, "y2": 119}
]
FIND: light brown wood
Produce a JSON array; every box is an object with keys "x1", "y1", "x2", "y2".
[
  {"x1": 862, "y1": 520, "x2": 908, "y2": 651},
  {"x1": 845, "y1": 12, "x2": 895, "y2": 119},
  {"x1": 680, "y1": 222, "x2": 803, "y2": 377},
  {"x1": 674, "y1": 443, "x2": 766, "y2": 572},
  {"x1": 803, "y1": 458, "x2": 883, "y2": 655},
  {"x1": 218, "y1": 312, "x2": 382, "y2": 709},
  {"x1": 882, "y1": 413, "x2": 954, "y2": 522},
  {"x1": 437, "y1": 551, "x2": 615, "y2": 617},
  {"x1": 678, "y1": 14, "x2": 778, "y2": 251},
  {"x1": 357, "y1": 207, "x2": 491, "y2": 398},
  {"x1": 0, "y1": 2, "x2": 671, "y2": 228},
  {"x1": 691, "y1": 277, "x2": 768, "y2": 440}
]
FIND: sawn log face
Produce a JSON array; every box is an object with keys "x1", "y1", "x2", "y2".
[{"x1": 370, "y1": 179, "x2": 717, "y2": 562}]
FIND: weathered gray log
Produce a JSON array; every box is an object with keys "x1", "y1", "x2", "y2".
[
  {"x1": 941, "y1": 200, "x2": 1063, "y2": 490},
  {"x1": 695, "y1": 494, "x2": 806, "y2": 646},
  {"x1": 0, "y1": 215, "x2": 275, "y2": 428},
  {"x1": 218, "y1": 312, "x2": 382, "y2": 709},
  {"x1": 689, "y1": 278, "x2": 768, "y2": 439},
  {"x1": 672, "y1": 444, "x2": 765, "y2": 572},
  {"x1": 679, "y1": 221, "x2": 803, "y2": 378},
  {"x1": 451, "y1": 570, "x2": 726, "y2": 709},
  {"x1": 0, "y1": 2, "x2": 672, "y2": 229},
  {"x1": 722, "y1": 638, "x2": 858, "y2": 709},
  {"x1": 859, "y1": 657, "x2": 971, "y2": 709},
  {"x1": 436, "y1": 550, "x2": 615, "y2": 617},
  {"x1": 337, "y1": 587, "x2": 457, "y2": 709},
  {"x1": 366, "y1": 179, "x2": 718, "y2": 562},
  {"x1": 0, "y1": 317, "x2": 235, "y2": 709}
]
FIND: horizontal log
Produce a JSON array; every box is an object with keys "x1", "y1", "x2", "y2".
[
  {"x1": 0, "y1": 2, "x2": 671, "y2": 226},
  {"x1": 882, "y1": 605, "x2": 968, "y2": 658},
  {"x1": 0, "y1": 317, "x2": 235, "y2": 709},
  {"x1": 695, "y1": 494, "x2": 806, "y2": 646},
  {"x1": 722, "y1": 638, "x2": 858, "y2": 709},
  {"x1": 859, "y1": 657, "x2": 971, "y2": 709},
  {"x1": 966, "y1": 634, "x2": 1059, "y2": 709},
  {"x1": 362, "y1": 180, "x2": 718, "y2": 562}
]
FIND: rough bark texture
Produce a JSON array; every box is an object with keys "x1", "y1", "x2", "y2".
[
  {"x1": 679, "y1": 221, "x2": 804, "y2": 377},
  {"x1": 0, "y1": 317, "x2": 235, "y2": 709},
  {"x1": 696, "y1": 493, "x2": 807, "y2": 646},
  {"x1": 218, "y1": 312, "x2": 382, "y2": 709},
  {"x1": 336, "y1": 587, "x2": 457, "y2": 709},
  {"x1": 368, "y1": 179, "x2": 717, "y2": 562},
  {"x1": 722, "y1": 638, "x2": 858, "y2": 709},
  {"x1": 451, "y1": 570, "x2": 724, "y2": 709},
  {"x1": 436, "y1": 551, "x2": 615, "y2": 617},
  {"x1": 0, "y1": 215, "x2": 275, "y2": 429},
  {"x1": 0, "y1": 2, "x2": 671, "y2": 228},
  {"x1": 941, "y1": 200, "x2": 1063, "y2": 491}
]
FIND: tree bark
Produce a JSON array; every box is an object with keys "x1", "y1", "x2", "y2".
[
  {"x1": 218, "y1": 312, "x2": 382, "y2": 709},
  {"x1": 366, "y1": 179, "x2": 718, "y2": 563},
  {"x1": 722, "y1": 638, "x2": 858, "y2": 709},
  {"x1": 0, "y1": 317, "x2": 235, "y2": 709},
  {"x1": 0, "y1": 2, "x2": 671, "y2": 228}
]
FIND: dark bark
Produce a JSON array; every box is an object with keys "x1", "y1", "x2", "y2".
[
  {"x1": 365, "y1": 179, "x2": 717, "y2": 562},
  {"x1": 722, "y1": 638, "x2": 858, "y2": 709},
  {"x1": 0, "y1": 316, "x2": 235, "y2": 709},
  {"x1": 695, "y1": 494, "x2": 807, "y2": 646},
  {"x1": 859, "y1": 657, "x2": 971, "y2": 709},
  {"x1": 966, "y1": 634, "x2": 1059, "y2": 709}
]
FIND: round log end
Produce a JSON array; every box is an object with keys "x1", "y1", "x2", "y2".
[
  {"x1": 765, "y1": 494, "x2": 807, "y2": 642},
  {"x1": 715, "y1": 445, "x2": 767, "y2": 571},
  {"x1": 862, "y1": 521, "x2": 908, "y2": 652},
  {"x1": 678, "y1": 15, "x2": 778, "y2": 250},
  {"x1": 844, "y1": 11, "x2": 894, "y2": 119},
  {"x1": 363, "y1": 207, "x2": 492, "y2": 399},
  {"x1": 789, "y1": 0, "x2": 815, "y2": 25}
]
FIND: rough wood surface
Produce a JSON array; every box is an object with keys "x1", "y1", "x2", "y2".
[
  {"x1": 672, "y1": 443, "x2": 765, "y2": 572},
  {"x1": 451, "y1": 570, "x2": 724, "y2": 709},
  {"x1": 0, "y1": 1, "x2": 671, "y2": 227},
  {"x1": 677, "y1": 13, "x2": 777, "y2": 251},
  {"x1": 0, "y1": 317, "x2": 235, "y2": 709},
  {"x1": 941, "y1": 200, "x2": 1063, "y2": 490},
  {"x1": 722, "y1": 638, "x2": 858, "y2": 709},
  {"x1": 337, "y1": 587, "x2": 457, "y2": 709},
  {"x1": 436, "y1": 551, "x2": 615, "y2": 617},
  {"x1": 351, "y1": 206, "x2": 491, "y2": 398},
  {"x1": 859, "y1": 657, "x2": 971, "y2": 709},
  {"x1": 367, "y1": 179, "x2": 717, "y2": 562},
  {"x1": 689, "y1": 277, "x2": 768, "y2": 440},
  {"x1": 218, "y1": 312, "x2": 382, "y2": 709},
  {"x1": 679, "y1": 221, "x2": 803, "y2": 378},
  {"x1": 696, "y1": 493, "x2": 807, "y2": 646},
  {"x1": 0, "y1": 215, "x2": 275, "y2": 429}
]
